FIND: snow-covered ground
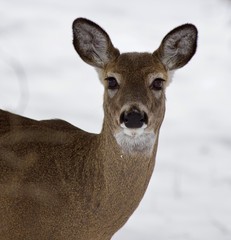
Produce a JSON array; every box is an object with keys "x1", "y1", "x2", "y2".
[{"x1": 1, "y1": 0, "x2": 231, "y2": 239}]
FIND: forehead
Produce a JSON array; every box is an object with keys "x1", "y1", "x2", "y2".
[{"x1": 106, "y1": 52, "x2": 167, "y2": 76}]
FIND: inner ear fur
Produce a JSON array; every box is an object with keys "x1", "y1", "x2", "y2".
[
  {"x1": 155, "y1": 24, "x2": 198, "y2": 70},
  {"x1": 72, "y1": 18, "x2": 120, "y2": 68}
]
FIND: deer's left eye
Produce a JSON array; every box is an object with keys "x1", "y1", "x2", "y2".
[
  {"x1": 105, "y1": 77, "x2": 119, "y2": 90},
  {"x1": 150, "y1": 78, "x2": 164, "y2": 91}
]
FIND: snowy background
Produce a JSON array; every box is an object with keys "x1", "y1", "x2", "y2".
[{"x1": 1, "y1": 0, "x2": 231, "y2": 239}]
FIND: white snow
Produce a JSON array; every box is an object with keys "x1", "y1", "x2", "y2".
[{"x1": 1, "y1": 0, "x2": 231, "y2": 239}]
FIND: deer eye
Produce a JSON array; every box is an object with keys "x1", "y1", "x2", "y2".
[
  {"x1": 150, "y1": 78, "x2": 164, "y2": 91},
  {"x1": 105, "y1": 77, "x2": 119, "y2": 90}
]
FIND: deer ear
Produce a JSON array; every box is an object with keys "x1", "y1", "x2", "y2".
[
  {"x1": 72, "y1": 18, "x2": 120, "y2": 68},
  {"x1": 155, "y1": 24, "x2": 198, "y2": 70}
]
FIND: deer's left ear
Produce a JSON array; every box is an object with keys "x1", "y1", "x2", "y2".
[{"x1": 155, "y1": 24, "x2": 198, "y2": 70}]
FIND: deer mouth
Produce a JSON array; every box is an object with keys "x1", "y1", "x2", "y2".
[{"x1": 120, "y1": 122, "x2": 147, "y2": 138}]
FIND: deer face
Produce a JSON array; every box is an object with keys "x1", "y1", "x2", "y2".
[
  {"x1": 98, "y1": 52, "x2": 168, "y2": 154},
  {"x1": 72, "y1": 18, "x2": 197, "y2": 154}
]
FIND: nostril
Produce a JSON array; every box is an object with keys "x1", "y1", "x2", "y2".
[
  {"x1": 120, "y1": 110, "x2": 148, "y2": 129},
  {"x1": 120, "y1": 112, "x2": 126, "y2": 124},
  {"x1": 141, "y1": 112, "x2": 148, "y2": 125}
]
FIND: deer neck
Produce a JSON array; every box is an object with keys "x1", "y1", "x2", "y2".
[
  {"x1": 98, "y1": 119, "x2": 159, "y2": 190},
  {"x1": 91, "y1": 119, "x2": 159, "y2": 230}
]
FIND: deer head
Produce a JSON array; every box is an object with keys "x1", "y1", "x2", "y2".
[{"x1": 72, "y1": 18, "x2": 197, "y2": 155}]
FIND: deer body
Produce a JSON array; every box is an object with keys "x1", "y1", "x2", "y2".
[
  {"x1": 0, "y1": 18, "x2": 197, "y2": 240},
  {"x1": 0, "y1": 109, "x2": 157, "y2": 240}
]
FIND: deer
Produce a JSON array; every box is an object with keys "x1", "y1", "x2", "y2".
[{"x1": 0, "y1": 18, "x2": 197, "y2": 240}]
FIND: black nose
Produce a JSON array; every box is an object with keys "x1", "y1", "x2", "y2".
[{"x1": 120, "y1": 109, "x2": 148, "y2": 129}]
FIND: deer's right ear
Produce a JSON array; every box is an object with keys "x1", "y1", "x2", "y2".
[
  {"x1": 72, "y1": 18, "x2": 120, "y2": 68},
  {"x1": 155, "y1": 24, "x2": 198, "y2": 70}
]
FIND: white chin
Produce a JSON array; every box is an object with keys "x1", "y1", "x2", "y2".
[
  {"x1": 122, "y1": 126, "x2": 146, "y2": 138},
  {"x1": 120, "y1": 122, "x2": 147, "y2": 137},
  {"x1": 114, "y1": 124, "x2": 156, "y2": 155}
]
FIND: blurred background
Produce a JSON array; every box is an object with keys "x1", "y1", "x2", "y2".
[{"x1": 0, "y1": 0, "x2": 231, "y2": 239}]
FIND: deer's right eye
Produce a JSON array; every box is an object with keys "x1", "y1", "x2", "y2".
[{"x1": 105, "y1": 77, "x2": 119, "y2": 90}]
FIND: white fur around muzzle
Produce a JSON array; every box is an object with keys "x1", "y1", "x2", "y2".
[{"x1": 114, "y1": 124, "x2": 156, "y2": 155}]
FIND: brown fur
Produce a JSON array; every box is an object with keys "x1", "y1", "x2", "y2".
[{"x1": 0, "y1": 18, "x2": 197, "y2": 240}]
